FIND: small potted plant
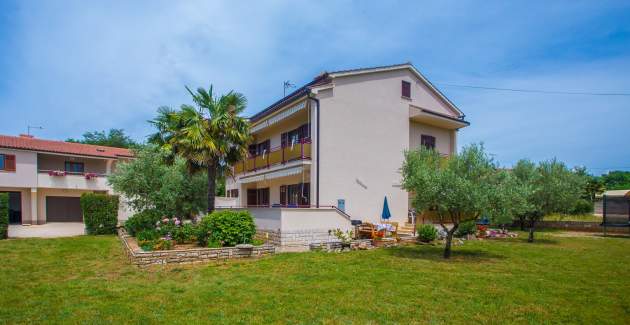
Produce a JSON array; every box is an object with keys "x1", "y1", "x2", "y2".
[{"x1": 331, "y1": 228, "x2": 354, "y2": 251}]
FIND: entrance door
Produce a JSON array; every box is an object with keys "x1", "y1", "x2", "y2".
[
  {"x1": 46, "y1": 197, "x2": 83, "y2": 222},
  {"x1": 4, "y1": 192, "x2": 22, "y2": 224}
]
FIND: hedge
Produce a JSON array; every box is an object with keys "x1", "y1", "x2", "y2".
[
  {"x1": 0, "y1": 193, "x2": 8, "y2": 239},
  {"x1": 80, "y1": 193, "x2": 119, "y2": 235},
  {"x1": 197, "y1": 210, "x2": 256, "y2": 247}
]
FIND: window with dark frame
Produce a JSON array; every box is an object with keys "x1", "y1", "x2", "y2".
[
  {"x1": 421, "y1": 135, "x2": 436, "y2": 150},
  {"x1": 402, "y1": 80, "x2": 411, "y2": 98},
  {"x1": 64, "y1": 161, "x2": 85, "y2": 173},
  {"x1": 247, "y1": 188, "x2": 269, "y2": 206},
  {"x1": 0, "y1": 154, "x2": 16, "y2": 172},
  {"x1": 228, "y1": 189, "x2": 239, "y2": 198},
  {"x1": 279, "y1": 182, "x2": 310, "y2": 206}
]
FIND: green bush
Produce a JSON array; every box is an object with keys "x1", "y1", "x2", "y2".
[
  {"x1": 197, "y1": 210, "x2": 256, "y2": 247},
  {"x1": 455, "y1": 220, "x2": 477, "y2": 237},
  {"x1": 124, "y1": 210, "x2": 161, "y2": 236},
  {"x1": 172, "y1": 223, "x2": 197, "y2": 244},
  {"x1": 136, "y1": 229, "x2": 159, "y2": 242},
  {"x1": 571, "y1": 199, "x2": 593, "y2": 215},
  {"x1": 0, "y1": 193, "x2": 8, "y2": 239},
  {"x1": 80, "y1": 193, "x2": 119, "y2": 235},
  {"x1": 417, "y1": 224, "x2": 438, "y2": 243}
]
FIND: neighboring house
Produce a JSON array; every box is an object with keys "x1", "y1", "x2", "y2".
[
  {"x1": 224, "y1": 63, "x2": 469, "y2": 246},
  {"x1": 0, "y1": 134, "x2": 133, "y2": 225}
]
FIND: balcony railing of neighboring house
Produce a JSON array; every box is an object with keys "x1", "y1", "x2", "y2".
[
  {"x1": 38, "y1": 170, "x2": 108, "y2": 180},
  {"x1": 234, "y1": 138, "x2": 312, "y2": 175}
]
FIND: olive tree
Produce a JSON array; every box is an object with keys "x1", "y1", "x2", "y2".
[
  {"x1": 108, "y1": 146, "x2": 208, "y2": 218},
  {"x1": 402, "y1": 144, "x2": 500, "y2": 258},
  {"x1": 512, "y1": 159, "x2": 585, "y2": 242}
]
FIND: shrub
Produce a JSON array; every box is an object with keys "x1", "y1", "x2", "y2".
[
  {"x1": 417, "y1": 224, "x2": 438, "y2": 242},
  {"x1": 571, "y1": 199, "x2": 593, "y2": 215},
  {"x1": 197, "y1": 210, "x2": 256, "y2": 247},
  {"x1": 172, "y1": 223, "x2": 197, "y2": 244},
  {"x1": 455, "y1": 220, "x2": 477, "y2": 237},
  {"x1": 124, "y1": 210, "x2": 161, "y2": 236},
  {"x1": 80, "y1": 193, "x2": 119, "y2": 235},
  {"x1": 0, "y1": 193, "x2": 8, "y2": 239},
  {"x1": 136, "y1": 229, "x2": 159, "y2": 242}
]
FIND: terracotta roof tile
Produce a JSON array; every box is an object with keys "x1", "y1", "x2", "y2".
[{"x1": 0, "y1": 134, "x2": 133, "y2": 159}]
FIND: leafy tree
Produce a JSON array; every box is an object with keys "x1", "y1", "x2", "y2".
[
  {"x1": 512, "y1": 159, "x2": 585, "y2": 242},
  {"x1": 149, "y1": 86, "x2": 250, "y2": 213},
  {"x1": 575, "y1": 167, "x2": 605, "y2": 202},
  {"x1": 67, "y1": 129, "x2": 139, "y2": 149},
  {"x1": 402, "y1": 144, "x2": 501, "y2": 258},
  {"x1": 601, "y1": 171, "x2": 630, "y2": 190},
  {"x1": 108, "y1": 146, "x2": 207, "y2": 218}
]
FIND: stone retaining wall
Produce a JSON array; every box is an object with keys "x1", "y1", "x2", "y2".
[{"x1": 118, "y1": 229, "x2": 276, "y2": 267}]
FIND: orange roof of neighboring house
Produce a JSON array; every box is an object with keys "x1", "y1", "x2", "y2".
[{"x1": 0, "y1": 134, "x2": 133, "y2": 159}]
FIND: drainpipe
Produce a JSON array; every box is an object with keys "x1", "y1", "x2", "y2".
[{"x1": 307, "y1": 93, "x2": 320, "y2": 208}]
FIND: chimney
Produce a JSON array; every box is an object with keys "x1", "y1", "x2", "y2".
[{"x1": 19, "y1": 134, "x2": 34, "y2": 138}]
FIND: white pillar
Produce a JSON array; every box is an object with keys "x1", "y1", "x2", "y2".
[
  {"x1": 106, "y1": 160, "x2": 113, "y2": 174},
  {"x1": 30, "y1": 188, "x2": 38, "y2": 225}
]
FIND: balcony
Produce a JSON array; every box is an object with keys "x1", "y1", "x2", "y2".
[
  {"x1": 37, "y1": 170, "x2": 110, "y2": 191},
  {"x1": 234, "y1": 139, "x2": 311, "y2": 175}
]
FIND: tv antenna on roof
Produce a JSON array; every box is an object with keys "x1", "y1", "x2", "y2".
[
  {"x1": 283, "y1": 80, "x2": 295, "y2": 96},
  {"x1": 27, "y1": 125, "x2": 43, "y2": 136}
]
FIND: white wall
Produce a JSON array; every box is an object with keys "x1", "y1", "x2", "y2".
[
  {"x1": 409, "y1": 122, "x2": 455, "y2": 155},
  {"x1": 316, "y1": 69, "x2": 459, "y2": 224},
  {"x1": 0, "y1": 149, "x2": 37, "y2": 188}
]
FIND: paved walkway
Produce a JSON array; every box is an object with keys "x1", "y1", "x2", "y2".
[{"x1": 8, "y1": 223, "x2": 86, "y2": 238}]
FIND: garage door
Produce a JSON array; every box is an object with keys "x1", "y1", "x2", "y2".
[{"x1": 46, "y1": 197, "x2": 83, "y2": 222}]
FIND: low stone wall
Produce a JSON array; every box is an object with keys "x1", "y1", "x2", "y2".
[
  {"x1": 255, "y1": 229, "x2": 281, "y2": 246},
  {"x1": 118, "y1": 229, "x2": 276, "y2": 267},
  {"x1": 309, "y1": 239, "x2": 374, "y2": 252},
  {"x1": 515, "y1": 221, "x2": 629, "y2": 233}
]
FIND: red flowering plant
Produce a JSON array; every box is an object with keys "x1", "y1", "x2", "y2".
[
  {"x1": 48, "y1": 170, "x2": 66, "y2": 176},
  {"x1": 84, "y1": 173, "x2": 98, "y2": 180}
]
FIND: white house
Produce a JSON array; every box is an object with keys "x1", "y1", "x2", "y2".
[{"x1": 224, "y1": 63, "x2": 469, "y2": 246}]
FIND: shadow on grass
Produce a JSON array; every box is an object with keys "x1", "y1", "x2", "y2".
[{"x1": 383, "y1": 244, "x2": 506, "y2": 263}]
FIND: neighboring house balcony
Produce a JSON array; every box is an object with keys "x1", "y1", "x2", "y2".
[{"x1": 37, "y1": 170, "x2": 110, "y2": 191}]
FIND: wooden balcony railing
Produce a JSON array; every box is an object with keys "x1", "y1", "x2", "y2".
[{"x1": 234, "y1": 138, "x2": 311, "y2": 175}]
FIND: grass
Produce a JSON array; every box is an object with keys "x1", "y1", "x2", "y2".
[
  {"x1": 544, "y1": 213, "x2": 602, "y2": 222},
  {"x1": 1, "y1": 233, "x2": 629, "y2": 324}
]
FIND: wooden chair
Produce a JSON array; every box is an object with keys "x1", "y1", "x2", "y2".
[
  {"x1": 382, "y1": 221, "x2": 399, "y2": 237},
  {"x1": 357, "y1": 223, "x2": 377, "y2": 239}
]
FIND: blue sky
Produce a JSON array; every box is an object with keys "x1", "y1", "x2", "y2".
[{"x1": 0, "y1": 1, "x2": 629, "y2": 174}]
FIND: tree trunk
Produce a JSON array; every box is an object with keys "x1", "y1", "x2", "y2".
[
  {"x1": 443, "y1": 224, "x2": 459, "y2": 259},
  {"x1": 528, "y1": 219, "x2": 535, "y2": 243},
  {"x1": 207, "y1": 161, "x2": 217, "y2": 214}
]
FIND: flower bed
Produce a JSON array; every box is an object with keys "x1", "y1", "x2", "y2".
[{"x1": 118, "y1": 228, "x2": 275, "y2": 267}]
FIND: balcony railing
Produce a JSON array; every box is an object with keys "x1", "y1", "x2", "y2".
[
  {"x1": 234, "y1": 138, "x2": 311, "y2": 175},
  {"x1": 38, "y1": 170, "x2": 107, "y2": 179}
]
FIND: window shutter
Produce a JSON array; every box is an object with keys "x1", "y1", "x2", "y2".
[
  {"x1": 5, "y1": 154, "x2": 16, "y2": 171},
  {"x1": 402, "y1": 81, "x2": 411, "y2": 98}
]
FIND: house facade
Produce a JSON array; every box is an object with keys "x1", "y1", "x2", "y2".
[
  {"x1": 0, "y1": 134, "x2": 132, "y2": 225},
  {"x1": 224, "y1": 63, "x2": 469, "y2": 246}
]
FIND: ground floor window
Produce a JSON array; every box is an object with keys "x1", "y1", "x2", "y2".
[
  {"x1": 247, "y1": 188, "x2": 269, "y2": 207},
  {"x1": 227, "y1": 189, "x2": 238, "y2": 198},
  {"x1": 280, "y1": 183, "x2": 310, "y2": 207}
]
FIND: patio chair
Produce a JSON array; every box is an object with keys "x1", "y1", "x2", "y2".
[{"x1": 357, "y1": 223, "x2": 377, "y2": 239}]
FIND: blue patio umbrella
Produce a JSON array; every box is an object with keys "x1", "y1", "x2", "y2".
[{"x1": 381, "y1": 196, "x2": 391, "y2": 220}]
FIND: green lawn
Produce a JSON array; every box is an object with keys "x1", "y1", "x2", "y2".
[{"x1": 1, "y1": 233, "x2": 629, "y2": 324}]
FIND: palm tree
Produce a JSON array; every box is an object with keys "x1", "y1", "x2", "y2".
[{"x1": 149, "y1": 86, "x2": 250, "y2": 214}]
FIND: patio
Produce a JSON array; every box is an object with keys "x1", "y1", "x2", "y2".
[{"x1": 8, "y1": 222, "x2": 85, "y2": 238}]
